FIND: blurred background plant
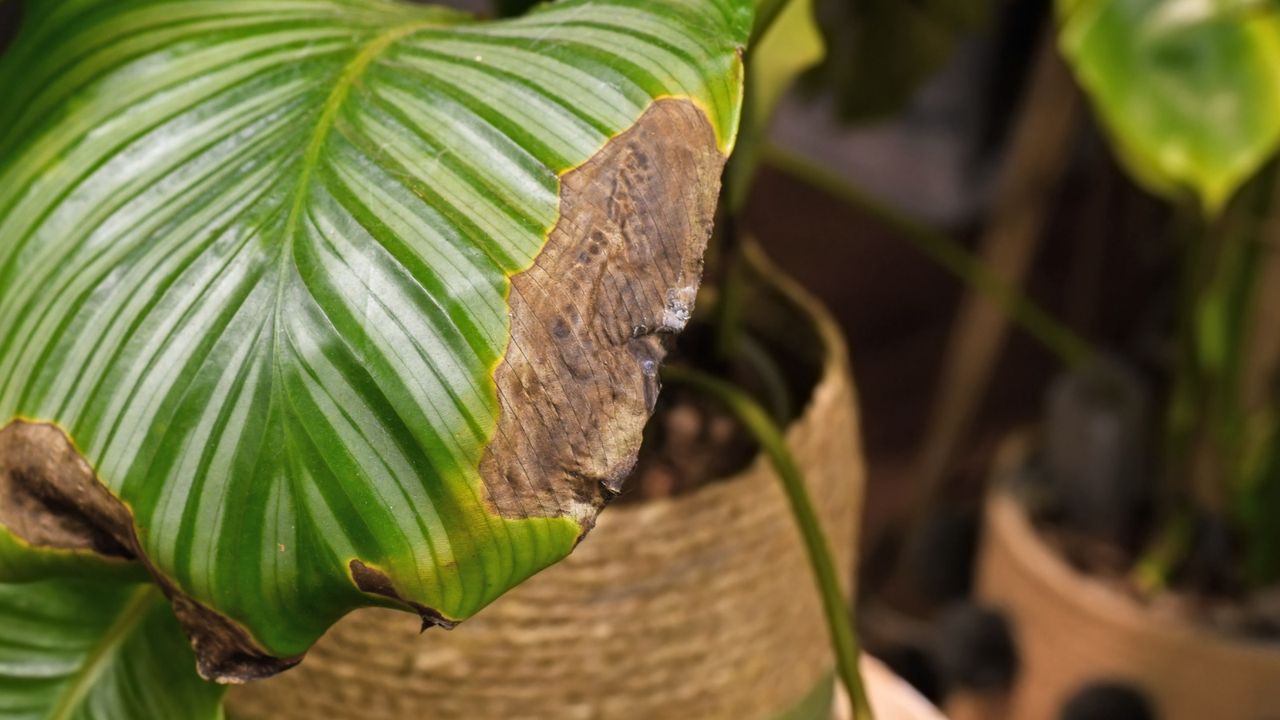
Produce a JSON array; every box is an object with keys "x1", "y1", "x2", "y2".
[
  {"x1": 751, "y1": 0, "x2": 1280, "y2": 610},
  {"x1": 687, "y1": 0, "x2": 1280, "y2": 713},
  {"x1": 1056, "y1": 0, "x2": 1280, "y2": 594}
]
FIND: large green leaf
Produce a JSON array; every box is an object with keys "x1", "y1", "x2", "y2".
[
  {"x1": 0, "y1": 0, "x2": 748, "y2": 680},
  {"x1": 0, "y1": 579, "x2": 224, "y2": 719},
  {"x1": 1058, "y1": 0, "x2": 1280, "y2": 212}
]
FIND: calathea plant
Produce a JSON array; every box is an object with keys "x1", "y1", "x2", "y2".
[
  {"x1": 1057, "y1": 0, "x2": 1280, "y2": 594},
  {"x1": 0, "y1": 0, "x2": 763, "y2": 715}
]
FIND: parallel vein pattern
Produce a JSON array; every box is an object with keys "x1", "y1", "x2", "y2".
[
  {"x1": 0, "y1": 0, "x2": 749, "y2": 667},
  {"x1": 0, "y1": 580, "x2": 224, "y2": 720}
]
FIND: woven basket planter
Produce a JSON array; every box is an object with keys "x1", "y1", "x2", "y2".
[
  {"x1": 228, "y1": 250, "x2": 866, "y2": 720},
  {"x1": 977, "y1": 433, "x2": 1280, "y2": 720}
]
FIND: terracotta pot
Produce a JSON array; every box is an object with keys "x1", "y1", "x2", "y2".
[
  {"x1": 228, "y1": 248, "x2": 867, "y2": 720},
  {"x1": 977, "y1": 433, "x2": 1280, "y2": 720}
]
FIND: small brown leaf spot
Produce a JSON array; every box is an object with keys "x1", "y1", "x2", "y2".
[
  {"x1": 552, "y1": 317, "x2": 571, "y2": 339},
  {"x1": 479, "y1": 98, "x2": 725, "y2": 529},
  {"x1": 278, "y1": 543, "x2": 286, "y2": 552},
  {"x1": 349, "y1": 559, "x2": 457, "y2": 633},
  {"x1": 349, "y1": 558, "x2": 398, "y2": 598}
]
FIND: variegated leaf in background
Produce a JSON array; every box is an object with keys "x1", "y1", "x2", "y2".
[{"x1": 1058, "y1": 0, "x2": 1280, "y2": 212}]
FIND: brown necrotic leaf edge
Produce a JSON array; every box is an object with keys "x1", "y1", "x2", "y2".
[
  {"x1": 0, "y1": 420, "x2": 303, "y2": 683},
  {"x1": 349, "y1": 559, "x2": 459, "y2": 632},
  {"x1": 0, "y1": 96, "x2": 725, "y2": 684},
  {"x1": 480, "y1": 98, "x2": 724, "y2": 529}
]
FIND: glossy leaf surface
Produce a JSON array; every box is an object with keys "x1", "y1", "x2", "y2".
[
  {"x1": 0, "y1": 0, "x2": 748, "y2": 677},
  {"x1": 1059, "y1": 0, "x2": 1280, "y2": 211},
  {"x1": 0, "y1": 579, "x2": 224, "y2": 720}
]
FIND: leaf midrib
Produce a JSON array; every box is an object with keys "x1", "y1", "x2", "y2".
[
  {"x1": 269, "y1": 19, "x2": 438, "y2": 421},
  {"x1": 286, "y1": 21, "x2": 437, "y2": 237},
  {"x1": 275, "y1": 20, "x2": 437, "y2": 288},
  {"x1": 47, "y1": 585, "x2": 159, "y2": 720}
]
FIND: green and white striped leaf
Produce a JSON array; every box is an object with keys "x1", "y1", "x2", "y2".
[
  {"x1": 1058, "y1": 0, "x2": 1280, "y2": 212},
  {"x1": 0, "y1": 579, "x2": 224, "y2": 720},
  {"x1": 0, "y1": 0, "x2": 748, "y2": 680}
]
